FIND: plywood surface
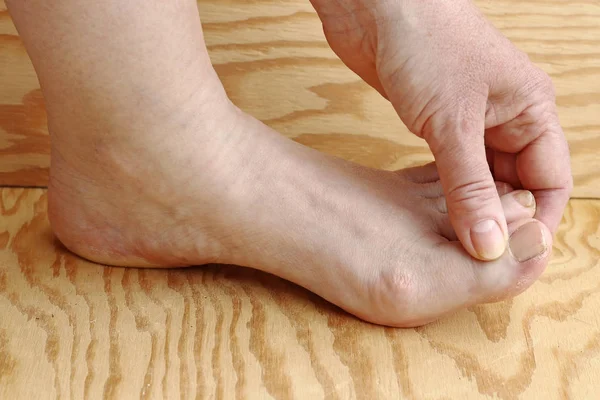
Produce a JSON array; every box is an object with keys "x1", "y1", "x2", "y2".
[
  {"x1": 1, "y1": 188, "x2": 600, "y2": 399},
  {"x1": 0, "y1": 0, "x2": 599, "y2": 194}
]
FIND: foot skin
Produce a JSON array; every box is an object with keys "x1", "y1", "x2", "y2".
[
  {"x1": 8, "y1": 0, "x2": 549, "y2": 327},
  {"x1": 48, "y1": 88, "x2": 552, "y2": 328},
  {"x1": 7, "y1": 0, "x2": 552, "y2": 326}
]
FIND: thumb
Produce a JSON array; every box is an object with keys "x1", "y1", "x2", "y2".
[{"x1": 426, "y1": 118, "x2": 508, "y2": 261}]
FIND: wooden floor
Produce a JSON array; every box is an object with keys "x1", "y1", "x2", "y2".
[{"x1": 1, "y1": 0, "x2": 599, "y2": 399}]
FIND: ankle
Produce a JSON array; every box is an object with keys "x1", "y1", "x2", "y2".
[{"x1": 46, "y1": 89, "x2": 248, "y2": 267}]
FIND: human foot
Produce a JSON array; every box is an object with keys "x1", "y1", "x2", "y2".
[
  {"x1": 48, "y1": 96, "x2": 551, "y2": 327},
  {"x1": 9, "y1": 0, "x2": 552, "y2": 327}
]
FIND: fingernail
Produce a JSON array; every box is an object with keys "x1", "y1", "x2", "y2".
[
  {"x1": 471, "y1": 219, "x2": 506, "y2": 260},
  {"x1": 509, "y1": 221, "x2": 547, "y2": 262},
  {"x1": 513, "y1": 190, "x2": 535, "y2": 209}
]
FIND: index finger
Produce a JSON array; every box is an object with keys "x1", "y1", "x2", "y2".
[{"x1": 516, "y1": 115, "x2": 573, "y2": 232}]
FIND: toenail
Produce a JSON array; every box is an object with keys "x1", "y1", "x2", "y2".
[
  {"x1": 513, "y1": 190, "x2": 535, "y2": 209},
  {"x1": 509, "y1": 221, "x2": 547, "y2": 262},
  {"x1": 471, "y1": 219, "x2": 506, "y2": 260}
]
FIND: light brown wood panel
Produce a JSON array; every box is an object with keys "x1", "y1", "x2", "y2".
[
  {"x1": 0, "y1": 188, "x2": 599, "y2": 399},
  {"x1": 0, "y1": 0, "x2": 599, "y2": 194}
]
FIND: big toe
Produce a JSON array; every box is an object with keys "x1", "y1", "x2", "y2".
[
  {"x1": 475, "y1": 219, "x2": 551, "y2": 299},
  {"x1": 391, "y1": 219, "x2": 552, "y2": 327}
]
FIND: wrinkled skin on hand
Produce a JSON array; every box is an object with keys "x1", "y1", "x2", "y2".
[{"x1": 310, "y1": 0, "x2": 573, "y2": 260}]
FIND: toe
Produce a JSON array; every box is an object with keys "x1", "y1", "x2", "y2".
[
  {"x1": 501, "y1": 190, "x2": 536, "y2": 222},
  {"x1": 476, "y1": 219, "x2": 552, "y2": 300},
  {"x1": 444, "y1": 219, "x2": 551, "y2": 309},
  {"x1": 400, "y1": 162, "x2": 439, "y2": 183},
  {"x1": 393, "y1": 219, "x2": 552, "y2": 327}
]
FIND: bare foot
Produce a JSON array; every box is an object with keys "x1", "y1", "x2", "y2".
[
  {"x1": 8, "y1": 0, "x2": 552, "y2": 327},
  {"x1": 48, "y1": 89, "x2": 551, "y2": 327}
]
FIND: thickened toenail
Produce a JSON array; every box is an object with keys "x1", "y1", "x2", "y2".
[{"x1": 509, "y1": 221, "x2": 547, "y2": 262}]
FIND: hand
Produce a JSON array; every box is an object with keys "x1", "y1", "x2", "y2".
[{"x1": 310, "y1": 0, "x2": 573, "y2": 260}]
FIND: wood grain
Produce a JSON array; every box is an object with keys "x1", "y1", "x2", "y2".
[
  {"x1": 0, "y1": 0, "x2": 599, "y2": 194},
  {"x1": 1, "y1": 188, "x2": 600, "y2": 399}
]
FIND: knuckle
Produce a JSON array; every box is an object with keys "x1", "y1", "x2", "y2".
[
  {"x1": 420, "y1": 116, "x2": 461, "y2": 151},
  {"x1": 446, "y1": 178, "x2": 497, "y2": 214},
  {"x1": 529, "y1": 68, "x2": 556, "y2": 99},
  {"x1": 420, "y1": 99, "x2": 485, "y2": 149}
]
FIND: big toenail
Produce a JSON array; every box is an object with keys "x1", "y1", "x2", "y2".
[{"x1": 509, "y1": 221, "x2": 547, "y2": 262}]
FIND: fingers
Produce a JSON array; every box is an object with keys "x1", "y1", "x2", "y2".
[
  {"x1": 403, "y1": 162, "x2": 515, "y2": 195},
  {"x1": 485, "y1": 76, "x2": 573, "y2": 233},
  {"x1": 489, "y1": 119, "x2": 571, "y2": 232},
  {"x1": 517, "y1": 127, "x2": 572, "y2": 232},
  {"x1": 426, "y1": 119, "x2": 508, "y2": 261},
  {"x1": 491, "y1": 151, "x2": 521, "y2": 189},
  {"x1": 530, "y1": 188, "x2": 571, "y2": 233},
  {"x1": 435, "y1": 189, "x2": 535, "y2": 241}
]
